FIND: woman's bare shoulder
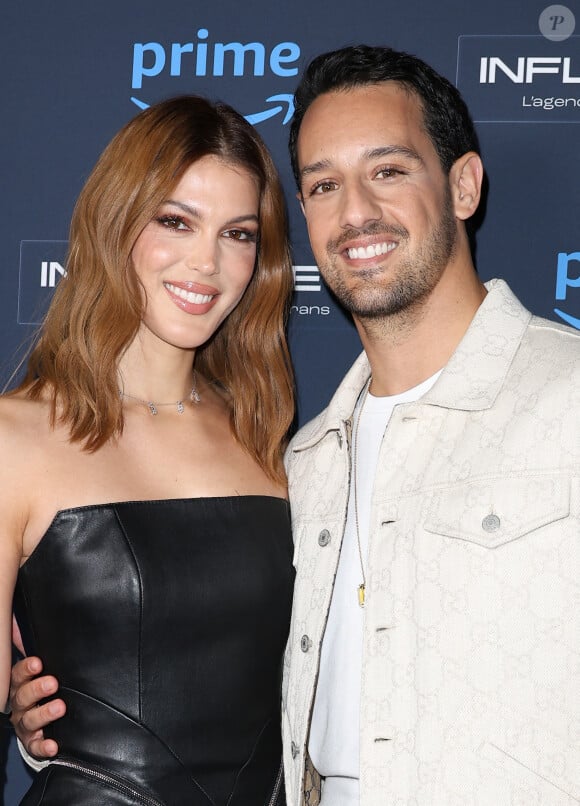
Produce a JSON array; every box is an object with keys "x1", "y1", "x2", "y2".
[
  {"x1": 0, "y1": 393, "x2": 53, "y2": 454},
  {"x1": 0, "y1": 395, "x2": 53, "y2": 549}
]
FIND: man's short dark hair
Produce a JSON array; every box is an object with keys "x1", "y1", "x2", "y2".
[{"x1": 289, "y1": 44, "x2": 480, "y2": 189}]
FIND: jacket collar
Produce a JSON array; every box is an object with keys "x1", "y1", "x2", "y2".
[{"x1": 292, "y1": 279, "x2": 531, "y2": 452}]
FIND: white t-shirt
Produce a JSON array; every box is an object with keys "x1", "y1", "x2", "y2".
[{"x1": 309, "y1": 372, "x2": 441, "y2": 806}]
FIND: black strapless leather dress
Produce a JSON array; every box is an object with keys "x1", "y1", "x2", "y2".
[{"x1": 13, "y1": 496, "x2": 294, "y2": 805}]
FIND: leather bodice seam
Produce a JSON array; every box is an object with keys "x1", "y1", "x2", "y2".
[{"x1": 113, "y1": 505, "x2": 145, "y2": 724}]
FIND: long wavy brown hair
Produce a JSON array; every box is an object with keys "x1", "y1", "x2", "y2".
[{"x1": 16, "y1": 96, "x2": 295, "y2": 483}]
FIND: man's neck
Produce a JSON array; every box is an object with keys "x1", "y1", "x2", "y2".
[{"x1": 355, "y1": 264, "x2": 487, "y2": 397}]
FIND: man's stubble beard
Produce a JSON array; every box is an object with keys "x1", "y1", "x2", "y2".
[{"x1": 318, "y1": 192, "x2": 458, "y2": 325}]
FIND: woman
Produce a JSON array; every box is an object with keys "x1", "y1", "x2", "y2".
[{"x1": 0, "y1": 95, "x2": 294, "y2": 804}]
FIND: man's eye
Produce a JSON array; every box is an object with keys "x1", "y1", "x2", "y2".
[
  {"x1": 375, "y1": 167, "x2": 402, "y2": 179},
  {"x1": 311, "y1": 181, "x2": 337, "y2": 195}
]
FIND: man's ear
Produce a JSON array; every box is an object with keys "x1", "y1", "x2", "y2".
[
  {"x1": 449, "y1": 152, "x2": 484, "y2": 221},
  {"x1": 298, "y1": 192, "x2": 305, "y2": 217}
]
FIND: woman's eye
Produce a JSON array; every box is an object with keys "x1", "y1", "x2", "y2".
[
  {"x1": 224, "y1": 229, "x2": 257, "y2": 242},
  {"x1": 156, "y1": 215, "x2": 188, "y2": 230}
]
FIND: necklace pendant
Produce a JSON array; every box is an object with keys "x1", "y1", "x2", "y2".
[
  {"x1": 358, "y1": 583, "x2": 365, "y2": 608},
  {"x1": 176, "y1": 400, "x2": 184, "y2": 414},
  {"x1": 148, "y1": 402, "x2": 158, "y2": 416}
]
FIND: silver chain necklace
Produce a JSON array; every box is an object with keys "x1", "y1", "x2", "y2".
[
  {"x1": 352, "y1": 377, "x2": 372, "y2": 607},
  {"x1": 119, "y1": 374, "x2": 201, "y2": 415}
]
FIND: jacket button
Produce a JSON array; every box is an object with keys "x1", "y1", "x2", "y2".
[
  {"x1": 482, "y1": 513, "x2": 500, "y2": 532},
  {"x1": 300, "y1": 635, "x2": 312, "y2": 652},
  {"x1": 291, "y1": 741, "x2": 299, "y2": 758},
  {"x1": 318, "y1": 529, "x2": 330, "y2": 547}
]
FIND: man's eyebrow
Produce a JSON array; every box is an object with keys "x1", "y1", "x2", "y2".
[
  {"x1": 300, "y1": 159, "x2": 332, "y2": 180},
  {"x1": 364, "y1": 145, "x2": 423, "y2": 163},
  {"x1": 300, "y1": 145, "x2": 424, "y2": 181}
]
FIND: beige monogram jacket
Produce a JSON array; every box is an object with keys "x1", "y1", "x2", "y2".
[{"x1": 283, "y1": 280, "x2": 580, "y2": 806}]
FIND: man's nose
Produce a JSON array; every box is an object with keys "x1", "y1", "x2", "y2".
[{"x1": 338, "y1": 180, "x2": 382, "y2": 230}]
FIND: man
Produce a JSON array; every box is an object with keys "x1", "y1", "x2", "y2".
[
  {"x1": 280, "y1": 46, "x2": 580, "y2": 805},
  {"x1": 9, "y1": 46, "x2": 580, "y2": 805}
]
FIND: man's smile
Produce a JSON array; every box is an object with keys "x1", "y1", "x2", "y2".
[{"x1": 345, "y1": 241, "x2": 398, "y2": 260}]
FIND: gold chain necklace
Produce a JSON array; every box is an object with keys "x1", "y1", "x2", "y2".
[
  {"x1": 119, "y1": 373, "x2": 201, "y2": 415},
  {"x1": 352, "y1": 377, "x2": 371, "y2": 607}
]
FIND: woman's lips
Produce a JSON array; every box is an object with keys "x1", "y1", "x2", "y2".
[{"x1": 164, "y1": 281, "x2": 219, "y2": 313}]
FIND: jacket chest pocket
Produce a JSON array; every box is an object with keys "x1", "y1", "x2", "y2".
[{"x1": 424, "y1": 475, "x2": 570, "y2": 549}]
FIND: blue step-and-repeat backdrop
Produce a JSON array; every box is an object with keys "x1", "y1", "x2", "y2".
[{"x1": 2, "y1": 1, "x2": 579, "y2": 801}]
